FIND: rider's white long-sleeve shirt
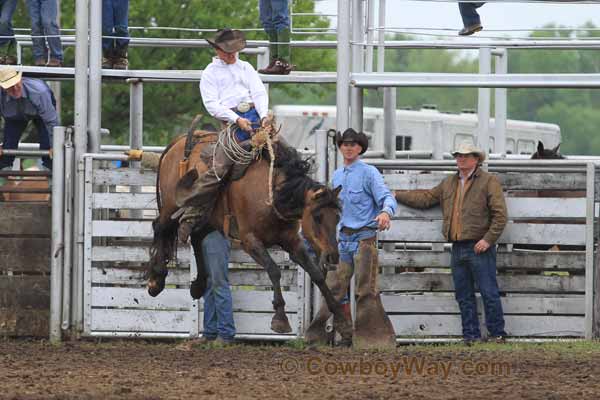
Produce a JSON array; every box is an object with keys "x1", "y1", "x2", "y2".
[{"x1": 199, "y1": 56, "x2": 268, "y2": 123}]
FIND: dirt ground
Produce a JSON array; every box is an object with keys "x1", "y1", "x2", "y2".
[{"x1": 1, "y1": 339, "x2": 599, "y2": 400}]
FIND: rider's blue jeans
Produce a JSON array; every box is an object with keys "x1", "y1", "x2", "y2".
[
  {"x1": 201, "y1": 231, "x2": 236, "y2": 341},
  {"x1": 451, "y1": 240, "x2": 506, "y2": 339}
]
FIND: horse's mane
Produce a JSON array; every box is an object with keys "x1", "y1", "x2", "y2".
[{"x1": 272, "y1": 144, "x2": 339, "y2": 218}]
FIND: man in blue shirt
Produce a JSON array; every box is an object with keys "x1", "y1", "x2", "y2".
[
  {"x1": 305, "y1": 128, "x2": 397, "y2": 349},
  {"x1": 0, "y1": 67, "x2": 57, "y2": 170}
]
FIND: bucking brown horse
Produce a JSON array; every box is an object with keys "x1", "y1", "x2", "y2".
[{"x1": 145, "y1": 126, "x2": 352, "y2": 342}]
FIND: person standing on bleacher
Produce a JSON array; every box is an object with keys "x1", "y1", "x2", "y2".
[
  {"x1": 0, "y1": 67, "x2": 57, "y2": 171},
  {"x1": 257, "y1": 0, "x2": 295, "y2": 75},
  {"x1": 0, "y1": 0, "x2": 17, "y2": 65},
  {"x1": 102, "y1": 0, "x2": 130, "y2": 69},
  {"x1": 458, "y1": 2, "x2": 485, "y2": 36},
  {"x1": 25, "y1": 0, "x2": 63, "y2": 67}
]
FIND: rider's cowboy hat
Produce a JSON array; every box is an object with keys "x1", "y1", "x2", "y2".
[
  {"x1": 0, "y1": 67, "x2": 22, "y2": 90},
  {"x1": 206, "y1": 28, "x2": 246, "y2": 53},
  {"x1": 335, "y1": 128, "x2": 369, "y2": 155},
  {"x1": 451, "y1": 142, "x2": 486, "y2": 163}
]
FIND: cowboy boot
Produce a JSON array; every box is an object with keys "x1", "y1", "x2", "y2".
[
  {"x1": 102, "y1": 48, "x2": 113, "y2": 69},
  {"x1": 113, "y1": 47, "x2": 129, "y2": 70},
  {"x1": 277, "y1": 28, "x2": 295, "y2": 75},
  {"x1": 304, "y1": 261, "x2": 354, "y2": 345},
  {"x1": 353, "y1": 237, "x2": 396, "y2": 350},
  {"x1": 258, "y1": 30, "x2": 278, "y2": 74}
]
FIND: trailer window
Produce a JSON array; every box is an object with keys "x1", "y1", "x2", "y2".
[
  {"x1": 506, "y1": 139, "x2": 515, "y2": 154},
  {"x1": 517, "y1": 139, "x2": 535, "y2": 155},
  {"x1": 395, "y1": 135, "x2": 412, "y2": 151}
]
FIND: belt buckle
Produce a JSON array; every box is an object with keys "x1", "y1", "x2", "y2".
[{"x1": 236, "y1": 102, "x2": 251, "y2": 113}]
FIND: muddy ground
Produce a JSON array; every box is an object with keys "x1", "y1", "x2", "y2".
[{"x1": 1, "y1": 339, "x2": 599, "y2": 400}]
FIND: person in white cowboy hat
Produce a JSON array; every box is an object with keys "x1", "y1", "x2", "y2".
[
  {"x1": 173, "y1": 28, "x2": 271, "y2": 244},
  {"x1": 395, "y1": 142, "x2": 508, "y2": 346},
  {"x1": 0, "y1": 66, "x2": 58, "y2": 171}
]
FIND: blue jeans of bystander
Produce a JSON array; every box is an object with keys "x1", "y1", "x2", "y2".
[
  {"x1": 102, "y1": 0, "x2": 129, "y2": 51},
  {"x1": 26, "y1": 0, "x2": 63, "y2": 62},
  {"x1": 259, "y1": 0, "x2": 290, "y2": 33},
  {"x1": 451, "y1": 240, "x2": 506, "y2": 340},
  {"x1": 0, "y1": 0, "x2": 16, "y2": 48},
  {"x1": 459, "y1": 2, "x2": 485, "y2": 28}
]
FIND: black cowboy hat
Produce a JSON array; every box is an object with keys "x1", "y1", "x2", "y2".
[
  {"x1": 206, "y1": 28, "x2": 246, "y2": 53},
  {"x1": 335, "y1": 128, "x2": 369, "y2": 155}
]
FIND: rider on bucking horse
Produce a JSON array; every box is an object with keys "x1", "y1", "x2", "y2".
[{"x1": 176, "y1": 28, "x2": 273, "y2": 243}]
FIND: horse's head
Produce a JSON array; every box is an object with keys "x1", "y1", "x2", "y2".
[
  {"x1": 531, "y1": 141, "x2": 564, "y2": 159},
  {"x1": 302, "y1": 185, "x2": 342, "y2": 270}
]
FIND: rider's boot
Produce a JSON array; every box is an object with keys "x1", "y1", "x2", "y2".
[
  {"x1": 304, "y1": 261, "x2": 353, "y2": 345},
  {"x1": 353, "y1": 237, "x2": 396, "y2": 350}
]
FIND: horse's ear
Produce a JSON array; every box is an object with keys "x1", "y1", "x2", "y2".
[
  {"x1": 313, "y1": 188, "x2": 325, "y2": 200},
  {"x1": 537, "y1": 141, "x2": 545, "y2": 154},
  {"x1": 333, "y1": 186, "x2": 342, "y2": 197},
  {"x1": 552, "y1": 143, "x2": 561, "y2": 154}
]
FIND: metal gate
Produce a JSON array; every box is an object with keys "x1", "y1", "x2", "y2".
[{"x1": 81, "y1": 154, "x2": 309, "y2": 339}]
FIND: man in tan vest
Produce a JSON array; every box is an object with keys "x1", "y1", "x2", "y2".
[{"x1": 395, "y1": 143, "x2": 508, "y2": 345}]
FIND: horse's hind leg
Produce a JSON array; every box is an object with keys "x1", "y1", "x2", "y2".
[
  {"x1": 282, "y1": 237, "x2": 353, "y2": 346},
  {"x1": 242, "y1": 233, "x2": 292, "y2": 334}
]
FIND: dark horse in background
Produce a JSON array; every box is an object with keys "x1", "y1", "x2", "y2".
[
  {"x1": 531, "y1": 141, "x2": 563, "y2": 160},
  {"x1": 145, "y1": 126, "x2": 352, "y2": 342}
]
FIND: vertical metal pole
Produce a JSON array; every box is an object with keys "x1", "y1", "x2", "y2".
[
  {"x1": 73, "y1": 0, "x2": 89, "y2": 333},
  {"x1": 351, "y1": 0, "x2": 364, "y2": 133},
  {"x1": 478, "y1": 48, "x2": 492, "y2": 155},
  {"x1": 585, "y1": 163, "x2": 595, "y2": 339},
  {"x1": 129, "y1": 80, "x2": 143, "y2": 220},
  {"x1": 377, "y1": 0, "x2": 385, "y2": 73},
  {"x1": 336, "y1": 0, "x2": 351, "y2": 138},
  {"x1": 50, "y1": 127, "x2": 66, "y2": 343},
  {"x1": 383, "y1": 88, "x2": 396, "y2": 159},
  {"x1": 315, "y1": 129, "x2": 328, "y2": 184},
  {"x1": 494, "y1": 49, "x2": 508, "y2": 155},
  {"x1": 62, "y1": 128, "x2": 74, "y2": 331},
  {"x1": 365, "y1": 0, "x2": 375, "y2": 73},
  {"x1": 88, "y1": 0, "x2": 102, "y2": 152}
]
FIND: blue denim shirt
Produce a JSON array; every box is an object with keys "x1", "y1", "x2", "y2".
[
  {"x1": 0, "y1": 77, "x2": 58, "y2": 135},
  {"x1": 332, "y1": 159, "x2": 397, "y2": 231}
]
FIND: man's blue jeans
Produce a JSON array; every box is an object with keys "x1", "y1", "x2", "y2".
[
  {"x1": 259, "y1": 0, "x2": 290, "y2": 32},
  {"x1": 0, "y1": 117, "x2": 52, "y2": 169},
  {"x1": 451, "y1": 241, "x2": 506, "y2": 340},
  {"x1": 0, "y1": 0, "x2": 17, "y2": 48},
  {"x1": 233, "y1": 108, "x2": 260, "y2": 142},
  {"x1": 459, "y1": 2, "x2": 485, "y2": 27},
  {"x1": 25, "y1": 0, "x2": 63, "y2": 61},
  {"x1": 102, "y1": 0, "x2": 129, "y2": 51},
  {"x1": 201, "y1": 231, "x2": 235, "y2": 341}
]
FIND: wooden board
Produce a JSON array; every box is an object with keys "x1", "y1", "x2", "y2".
[
  {"x1": 0, "y1": 203, "x2": 51, "y2": 236},
  {"x1": 91, "y1": 267, "x2": 298, "y2": 287},
  {"x1": 0, "y1": 308, "x2": 48, "y2": 337},
  {"x1": 384, "y1": 172, "x2": 588, "y2": 192},
  {"x1": 90, "y1": 308, "x2": 298, "y2": 335},
  {"x1": 395, "y1": 198, "x2": 586, "y2": 220},
  {"x1": 0, "y1": 276, "x2": 49, "y2": 308},
  {"x1": 390, "y1": 314, "x2": 584, "y2": 337},
  {"x1": 379, "y1": 221, "x2": 586, "y2": 246},
  {"x1": 381, "y1": 293, "x2": 584, "y2": 315},
  {"x1": 0, "y1": 238, "x2": 50, "y2": 273},
  {"x1": 378, "y1": 250, "x2": 585, "y2": 271},
  {"x1": 91, "y1": 287, "x2": 298, "y2": 313},
  {"x1": 93, "y1": 168, "x2": 157, "y2": 186},
  {"x1": 93, "y1": 193, "x2": 157, "y2": 210},
  {"x1": 378, "y1": 272, "x2": 585, "y2": 294}
]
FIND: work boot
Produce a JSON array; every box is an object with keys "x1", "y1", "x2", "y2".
[
  {"x1": 258, "y1": 59, "x2": 276, "y2": 74},
  {"x1": 353, "y1": 237, "x2": 396, "y2": 350},
  {"x1": 257, "y1": 58, "x2": 291, "y2": 75},
  {"x1": 102, "y1": 49, "x2": 113, "y2": 68},
  {"x1": 34, "y1": 58, "x2": 46, "y2": 67},
  {"x1": 112, "y1": 47, "x2": 129, "y2": 70},
  {"x1": 305, "y1": 261, "x2": 354, "y2": 345},
  {"x1": 46, "y1": 58, "x2": 62, "y2": 67}
]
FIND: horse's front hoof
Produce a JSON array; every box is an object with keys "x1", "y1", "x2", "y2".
[
  {"x1": 190, "y1": 278, "x2": 207, "y2": 299},
  {"x1": 147, "y1": 278, "x2": 165, "y2": 297},
  {"x1": 271, "y1": 316, "x2": 292, "y2": 334}
]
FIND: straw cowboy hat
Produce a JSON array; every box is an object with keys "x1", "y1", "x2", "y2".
[
  {"x1": 0, "y1": 66, "x2": 22, "y2": 90},
  {"x1": 335, "y1": 128, "x2": 369, "y2": 155},
  {"x1": 451, "y1": 142, "x2": 486, "y2": 163},
  {"x1": 206, "y1": 28, "x2": 246, "y2": 53}
]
